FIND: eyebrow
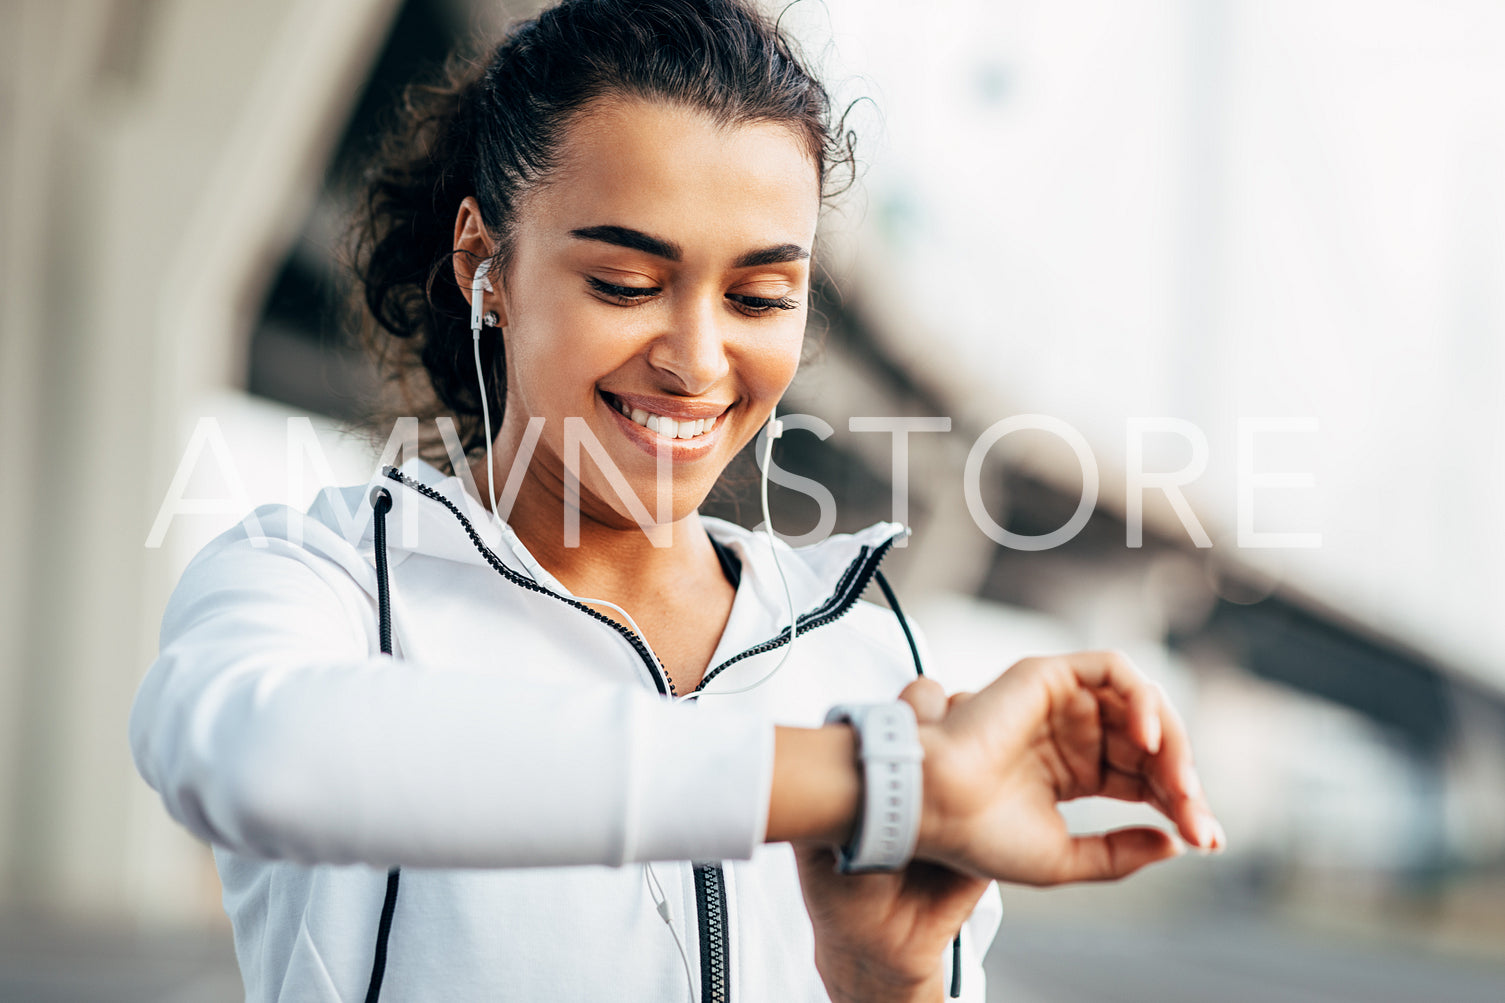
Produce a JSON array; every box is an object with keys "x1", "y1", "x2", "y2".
[
  {"x1": 732, "y1": 243, "x2": 810, "y2": 268},
  {"x1": 568, "y1": 224, "x2": 809, "y2": 269},
  {"x1": 570, "y1": 225, "x2": 681, "y2": 261}
]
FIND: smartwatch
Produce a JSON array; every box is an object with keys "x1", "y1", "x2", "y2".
[{"x1": 823, "y1": 701, "x2": 924, "y2": 873}]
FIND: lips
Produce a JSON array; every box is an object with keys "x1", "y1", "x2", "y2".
[
  {"x1": 601, "y1": 390, "x2": 730, "y2": 436},
  {"x1": 608, "y1": 398, "x2": 714, "y2": 439},
  {"x1": 598, "y1": 390, "x2": 732, "y2": 457}
]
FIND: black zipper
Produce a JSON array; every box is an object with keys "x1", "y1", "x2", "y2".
[
  {"x1": 683, "y1": 535, "x2": 896, "y2": 1003},
  {"x1": 690, "y1": 534, "x2": 896, "y2": 694},
  {"x1": 380, "y1": 467, "x2": 673, "y2": 696},
  {"x1": 382, "y1": 466, "x2": 900, "y2": 1002},
  {"x1": 692, "y1": 863, "x2": 729, "y2": 1002}
]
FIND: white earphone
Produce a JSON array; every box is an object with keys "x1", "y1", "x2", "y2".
[
  {"x1": 470, "y1": 257, "x2": 495, "y2": 333},
  {"x1": 471, "y1": 258, "x2": 501, "y2": 526}
]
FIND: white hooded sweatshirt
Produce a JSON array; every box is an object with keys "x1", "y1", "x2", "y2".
[{"x1": 130, "y1": 456, "x2": 1002, "y2": 1002}]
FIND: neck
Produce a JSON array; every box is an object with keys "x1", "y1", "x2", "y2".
[{"x1": 469, "y1": 435, "x2": 721, "y2": 607}]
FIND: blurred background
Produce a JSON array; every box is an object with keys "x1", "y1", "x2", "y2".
[{"x1": 2, "y1": 0, "x2": 1503, "y2": 999}]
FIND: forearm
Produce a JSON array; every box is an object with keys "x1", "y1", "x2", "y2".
[
  {"x1": 132, "y1": 650, "x2": 775, "y2": 868},
  {"x1": 765, "y1": 724, "x2": 861, "y2": 846}
]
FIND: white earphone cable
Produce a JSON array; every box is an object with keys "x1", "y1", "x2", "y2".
[
  {"x1": 474, "y1": 334, "x2": 500, "y2": 523},
  {"x1": 689, "y1": 410, "x2": 798, "y2": 699},
  {"x1": 644, "y1": 863, "x2": 698, "y2": 1001},
  {"x1": 470, "y1": 259, "x2": 672, "y2": 677}
]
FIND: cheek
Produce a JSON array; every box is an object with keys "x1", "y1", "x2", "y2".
[
  {"x1": 499, "y1": 257, "x2": 581, "y2": 390},
  {"x1": 739, "y1": 323, "x2": 805, "y2": 399},
  {"x1": 507, "y1": 301, "x2": 629, "y2": 410}
]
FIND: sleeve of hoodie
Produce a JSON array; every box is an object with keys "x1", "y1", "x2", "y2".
[{"x1": 127, "y1": 519, "x2": 774, "y2": 870}]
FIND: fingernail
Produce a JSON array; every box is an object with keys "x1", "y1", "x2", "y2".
[
  {"x1": 1178, "y1": 762, "x2": 1201, "y2": 799},
  {"x1": 1212, "y1": 819, "x2": 1228, "y2": 851},
  {"x1": 1146, "y1": 716, "x2": 1162, "y2": 755}
]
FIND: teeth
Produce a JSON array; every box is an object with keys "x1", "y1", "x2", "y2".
[{"x1": 611, "y1": 396, "x2": 717, "y2": 439}]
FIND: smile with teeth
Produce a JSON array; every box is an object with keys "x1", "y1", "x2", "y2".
[{"x1": 609, "y1": 396, "x2": 719, "y2": 439}]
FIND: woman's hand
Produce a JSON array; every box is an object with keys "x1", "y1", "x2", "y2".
[
  {"x1": 916, "y1": 650, "x2": 1224, "y2": 885},
  {"x1": 792, "y1": 652, "x2": 1222, "y2": 1002},
  {"x1": 793, "y1": 678, "x2": 991, "y2": 1003}
]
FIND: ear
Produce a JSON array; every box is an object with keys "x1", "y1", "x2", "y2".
[{"x1": 453, "y1": 196, "x2": 509, "y2": 328}]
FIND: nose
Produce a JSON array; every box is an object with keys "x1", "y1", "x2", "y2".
[{"x1": 646, "y1": 292, "x2": 731, "y2": 395}]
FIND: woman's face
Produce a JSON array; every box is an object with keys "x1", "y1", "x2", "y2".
[{"x1": 481, "y1": 96, "x2": 820, "y2": 534}]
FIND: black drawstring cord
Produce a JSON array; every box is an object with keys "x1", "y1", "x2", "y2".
[
  {"x1": 873, "y1": 569, "x2": 923, "y2": 677},
  {"x1": 366, "y1": 487, "x2": 400, "y2": 1003},
  {"x1": 373, "y1": 488, "x2": 393, "y2": 656},
  {"x1": 873, "y1": 569, "x2": 964, "y2": 999}
]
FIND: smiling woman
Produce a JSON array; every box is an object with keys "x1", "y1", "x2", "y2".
[
  {"x1": 449, "y1": 97, "x2": 816, "y2": 559},
  {"x1": 129, "y1": 2, "x2": 1223, "y2": 1002}
]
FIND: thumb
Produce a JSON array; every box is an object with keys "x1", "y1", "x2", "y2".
[
  {"x1": 948, "y1": 690, "x2": 976, "y2": 712},
  {"x1": 898, "y1": 676, "x2": 949, "y2": 724},
  {"x1": 1052, "y1": 826, "x2": 1183, "y2": 884}
]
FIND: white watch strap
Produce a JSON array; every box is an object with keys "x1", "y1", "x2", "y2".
[{"x1": 824, "y1": 701, "x2": 924, "y2": 873}]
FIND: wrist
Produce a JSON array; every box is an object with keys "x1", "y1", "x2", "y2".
[
  {"x1": 813, "y1": 941, "x2": 944, "y2": 1003},
  {"x1": 767, "y1": 724, "x2": 861, "y2": 846},
  {"x1": 913, "y1": 721, "x2": 954, "y2": 866},
  {"x1": 824, "y1": 702, "x2": 924, "y2": 873}
]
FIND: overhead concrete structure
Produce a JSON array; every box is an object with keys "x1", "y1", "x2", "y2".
[{"x1": 0, "y1": 0, "x2": 401, "y2": 926}]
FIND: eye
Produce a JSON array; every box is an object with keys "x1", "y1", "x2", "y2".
[
  {"x1": 588, "y1": 276, "x2": 660, "y2": 304},
  {"x1": 727, "y1": 293, "x2": 799, "y2": 316}
]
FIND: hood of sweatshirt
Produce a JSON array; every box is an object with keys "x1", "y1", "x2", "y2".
[{"x1": 302, "y1": 456, "x2": 908, "y2": 647}]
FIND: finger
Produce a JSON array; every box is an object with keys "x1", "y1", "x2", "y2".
[
  {"x1": 1098, "y1": 685, "x2": 1204, "y2": 810},
  {"x1": 1088, "y1": 766, "x2": 1221, "y2": 854},
  {"x1": 1093, "y1": 765, "x2": 1175, "y2": 818},
  {"x1": 1102, "y1": 727, "x2": 1222, "y2": 851},
  {"x1": 1052, "y1": 687, "x2": 1104, "y2": 794},
  {"x1": 898, "y1": 676, "x2": 949, "y2": 724},
  {"x1": 1148, "y1": 689, "x2": 1198, "y2": 798},
  {"x1": 1135, "y1": 690, "x2": 1224, "y2": 848},
  {"x1": 1063, "y1": 651, "x2": 1161, "y2": 755},
  {"x1": 1131, "y1": 681, "x2": 1162, "y2": 757},
  {"x1": 1101, "y1": 729, "x2": 1152, "y2": 784},
  {"x1": 1051, "y1": 825, "x2": 1183, "y2": 884},
  {"x1": 947, "y1": 691, "x2": 976, "y2": 711}
]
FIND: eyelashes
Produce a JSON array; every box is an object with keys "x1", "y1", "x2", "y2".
[
  {"x1": 586, "y1": 276, "x2": 798, "y2": 316},
  {"x1": 732, "y1": 293, "x2": 800, "y2": 313},
  {"x1": 586, "y1": 277, "x2": 658, "y2": 301}
]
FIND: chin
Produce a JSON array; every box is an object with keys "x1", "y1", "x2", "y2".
[{"x1": 578, "y1": 474, "x2": 717, "y2": 530}]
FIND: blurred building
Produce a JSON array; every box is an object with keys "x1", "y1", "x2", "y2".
[{"x1": 1, "y1": 0, "x2": 1502, "y2": 999}]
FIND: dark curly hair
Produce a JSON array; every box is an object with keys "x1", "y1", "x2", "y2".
[{"x1": 352, "y1": 0, "x2": 856, "y2": 472}]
